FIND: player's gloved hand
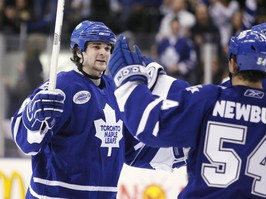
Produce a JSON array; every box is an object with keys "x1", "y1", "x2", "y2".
[
  {"x1": 22, "y1": 90, "x2": 65, "y2": 132},
  {"x1": 134, "y1": 44, "x2": 154, "y2": 66},
  {"x1": 109, "y1": 35, "x2": 149, "y2": 87},
  {"x1": 133, "y1": 43, "x2": 166, "y2": 89}
]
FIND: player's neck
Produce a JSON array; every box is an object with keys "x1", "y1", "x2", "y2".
[
  {"x1": 232, "y1": 77, "x2": 262, "y2": 89},
  {"x1": 76, "y1": 68, "x2": 102, "y2": 86},
  {"x1": 90, "y1": 78, "x2": 101, "y2": 86}
]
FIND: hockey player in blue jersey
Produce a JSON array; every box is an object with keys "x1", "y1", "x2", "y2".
[
  {"x1": 108, "y1": 27, "x2": 266, "y2": 199},
  {"x1": 11, "y1": 20, "x2": 187, "y2": 198}
]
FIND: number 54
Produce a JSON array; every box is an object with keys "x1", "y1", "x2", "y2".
[{"x1": 201, "y1": 121, "x2": 266, "y2": 198}]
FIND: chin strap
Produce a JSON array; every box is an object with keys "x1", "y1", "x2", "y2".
[{"x1": 79, "y1": 68, "x2": 103, "y2": 79}]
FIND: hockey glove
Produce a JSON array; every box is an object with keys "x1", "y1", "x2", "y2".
[
  {"x1": 146, "y1": 62, "x2": 166, "y2": 89},
  {"x1": 133, "y1": 44, "x2": 166, "y2": 89},
  {"x1": 108, "y1": 35, "x2": 149, "y2": 87},
  {"x1": 134, "y1": 44, "x2": 154, "y2": 66},
  {"x1": 22, "y1": 90, "x2": 65, "y2": 132}
]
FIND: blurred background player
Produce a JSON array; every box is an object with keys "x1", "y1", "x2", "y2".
[
  {"x1": 10, "y1": 20, "x2": 185, "y2": 198},
  {"x1": 108, "y1": 27, "x2": 266, "y2": 198},
  {"x1": 156, "y1": 16, "x2": 197, "y2": 83}
]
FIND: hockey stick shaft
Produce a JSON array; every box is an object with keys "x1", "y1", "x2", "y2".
[{"x1": 48, "y1": 0, "x2": 65, "y2": 91}]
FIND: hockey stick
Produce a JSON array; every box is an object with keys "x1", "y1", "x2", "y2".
[{"x1": 48, "y1": 0, "x2": 65, "y2": 91}]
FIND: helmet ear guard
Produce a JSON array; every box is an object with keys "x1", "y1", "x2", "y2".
[
  {"x1": 70, "y1": 20, "x2": 116, "y2": 52},
  {"x1": 228, "y1": 29, "x2": 266, "y2": 73}
]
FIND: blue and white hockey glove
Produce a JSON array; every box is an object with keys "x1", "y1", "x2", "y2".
[
  {"x1": 133, "y1": 44, "x2": 166, "y2": 89},
  {"x1": 109, "y1": 35, "x2": 149, "y2": 87},
  {"x1": 134, "y1": 44, "x2": 154, "y2": 66},
  {"x1": 22, "y1": 90, "x2": 65, "y2": 132}
]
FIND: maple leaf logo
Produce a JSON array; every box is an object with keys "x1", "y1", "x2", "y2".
[
  {"x1": 94, "y1": 104, "x2": 123, "y2": 157},
  {"x1": 186, "y1": 85, "x2": 202, "y2": 93}
]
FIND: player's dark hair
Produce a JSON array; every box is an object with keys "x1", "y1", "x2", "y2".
[
  {"x1": 231, "y1": 55, "x2": 266, "y2": 82},
  {"x1": 70, "y1": 45, "x2": 82, "y2": 70}
]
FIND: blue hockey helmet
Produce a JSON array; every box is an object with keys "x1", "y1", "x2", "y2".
[
  {"x1": 228, "y1": 29, "x2": 266, "y2": 72},
  {"x1": 251, "y1": 22, "x2": 266, "y2": 35},
  {"x1": 70, "y1": 20, "x2": 116, "y2": 51}
]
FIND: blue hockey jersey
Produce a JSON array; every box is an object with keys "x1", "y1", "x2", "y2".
[
  {"x1": 11, "y1": 70, "x2": 184, "y2": 198},
  {"x1": 115, "y1": 81, "x2": 266, "y2": 199},
  {"x1": 148, "y1": 71, "x2": 191, "y2": 169}
]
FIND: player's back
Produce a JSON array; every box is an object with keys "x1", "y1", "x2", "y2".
[{"x1": 180, "y1": 85, "x2": 266, "y2": 199}]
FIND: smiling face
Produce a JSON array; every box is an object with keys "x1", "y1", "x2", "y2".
[{"x1": 78, "y1": 41, "x2": 112, "y2": 77}]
